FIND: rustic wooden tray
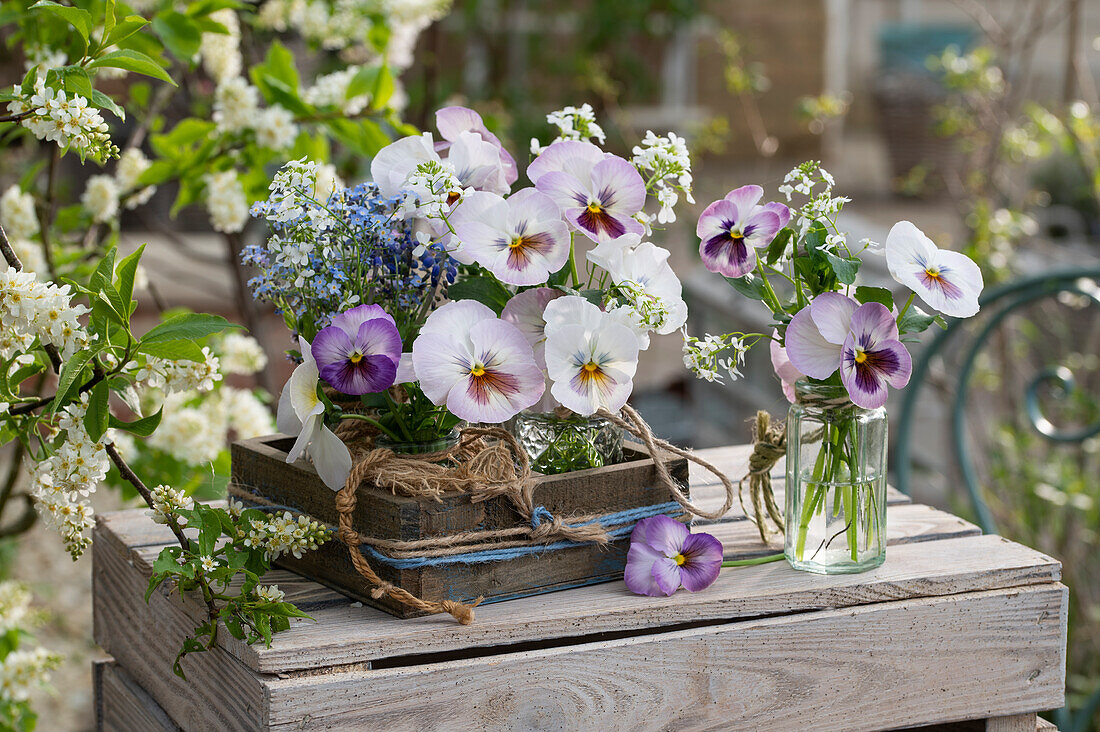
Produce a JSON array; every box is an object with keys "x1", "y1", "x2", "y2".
[{"x1": 229, "y1": 434, "x2": 689, "y2": 618}]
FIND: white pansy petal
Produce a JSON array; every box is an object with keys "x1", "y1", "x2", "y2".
[
  {"x1": 527, "y1": 139, "x2": 604, "y2": 184},
  {"x1": 419, "y1": 299, "x2": 496, "y2": 338},
  {"x1": 311, "y1": 425, "x2": 353, "y2": 491},
  {"x1": 885, "y1": 220, "x2": 938, "y2": 287},
  {"x1": 809, "y1": 292, "x2": 859, "y2": 345},
  {"x1": 370, "y1": 133, "x2": 436, "y2": 198},
  {"x1": 287, "y1": 359, "x2": 323, "y2": 421},
  {"x1": 543, "y1": 295, "x2": 604, "y2": 336},
  {"x1": 286, "y1": 413, "x2": 320, "y2": 464},
  {"x1": 276, "y1": 376, "x2": 303, "y2": 435},
  {"x1": 928, "y1": 249, "x2": 983, "y2": 317},
  {"x1": 506, "y1": 188, "x2": 562, "y2": 230},
  {"x1": 411, "y1": 331, "x2": 471, "y2": 404},
  {"x1": 587, "y1": 233, "x2": 641, "y2": 271}
]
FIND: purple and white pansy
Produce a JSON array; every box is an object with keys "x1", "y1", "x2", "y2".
[
  {"x1": 310, "y1": 304, "x2": 402, "y2": 396},
  {"x1": 785, "y1": 293, "x2": 912, "y2": 409},
  {"x1": 543, "y1": 296, "x2": 641, "y2": 415},
  {"x1": 623, "y1": 515, "x2": 724, "y2": 597},
  {"x1": 435, "y1": 106, "x2": 518, "y2": 186},
  {"x1": 886, "y1": 220, "x2": 983, "y2": 318},
  {"x1": 411, "y1": 300, "x2": 545, "y2": 423},
  {"x1": 696, "y1": 185, "x2": 790, "y2": 278},
  {"x1": 450, "y1": 189, "x2": 570, "y2": 286},
  {"x1": 528, "y1": 139, "x2": 646, "y2": 243}
]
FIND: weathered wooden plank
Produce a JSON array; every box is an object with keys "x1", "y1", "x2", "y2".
[
  {"x1": 1035, "y1": 717, "x2": 1058, "y2": 731},
  {"x1": 92, "y1": 536, "x2": 268, "y2": 731},
  {"x1": 260, "y1": 584, "x2": 1067, "y2": 731},
  {"x1": 100, "y1": 499, "x2": 1058, "y2": 676},
  {"x1": 94, "y1": 659, "x2": 179, "y2": 732},
  {"x1": 985, "y1": 714, "x2": 1040, "y2": 732}
]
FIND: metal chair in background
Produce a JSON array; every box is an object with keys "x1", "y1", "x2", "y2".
[{"x1": 895, "y1": 267, "x2": 1100, "y2": 732}]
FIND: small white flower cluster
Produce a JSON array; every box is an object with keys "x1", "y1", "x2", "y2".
[
  {"x1": 22, "y1": 44, "x2": 66, "y2": 74},
  {"x1": 303, "y1": 66, "x2": 371, "y2": 116},
  {"x1": 402, "y1": 159, "x2": 466, "y2": 220},
  {"x1": 611, "y1": 280, "x2": 672, "y2": 333},
  {"x1": 243, "y1": 511, "x2": 328, "y2": 562},
  {"x1": 253, "y1": 584, "x2": 285, "y2": 603},
  {"x1": 204, "y1": 170, "x2": 249, "y2": 234},
  {"x1": 681, "y1": 331, "x2": 748, "y2": 384},
  {"x1": 218, "y1": 333, "x2": 268, "y2": 375},
  {"x1": 531, "y1": 103, "x2": 605, "y2": 154},
  {"x1": 148, "y1": 386, "x2": 273, "y2": 466},
  {"x1": 32, "y1": 395, "x2": 108, "y2": 559},
  {"x1": 0, "y1": 646, "x2": 61, "y2": 704},
  {"x1": 631, "y1": 131, "x2": 695, "y2": 225},
  {"x1": 0, "y1": 583, "x2": 35, "y2": 634},
  {"x1": 78, "y1": 144, "x2": 157, "y2": 226},
  {"x1": 199, "y1": 8, "x2": 242, "y2": 83},
  {"x1": 0, "y1": 186, "x2": 40, "y2": 242},
  {"x1": 138, "y1": 346, "x2": 222, "y2": 394},
  {"x1": 0, "y1": 267, "x2": 91, "y2": 360},
  {"x1": 212, "y1": 76, "x2": 298, "y2": 153},
  {"x1": 6, "y1": 77, "x2": 117, "y2": 160},
  {"x1": 777, "y1": 161, "x2": 849, "y2": 239},
  {"x1": 265, "y1": 158, "x2": 337, "y2": 228},
  {"x1": 146, "y1": 483, "x2": 195, "y2": 526}
]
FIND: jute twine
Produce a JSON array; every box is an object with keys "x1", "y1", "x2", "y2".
[
  {"x1": 331, "y1": 426, "x2": 614, "y2": 623},
  {"x1": 324, "y1": 404, "x2": 764, "y2": 624},
  {"x1": 738, "y1": 411, "x2": 786, "y2": 542}
]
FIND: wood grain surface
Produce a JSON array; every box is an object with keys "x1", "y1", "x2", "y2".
[{"x1": 94, "y1": 659, "x2": 179, "y2": 732}]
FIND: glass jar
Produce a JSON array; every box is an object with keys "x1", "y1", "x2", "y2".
[
  {"x1": 375, "y1": 429, "x2": 461, "y2": 457},
  {"x1": 784, "y1": 380, "x2": 887, "y2": 574},
  {"x1": 510, "y1": 410, "x2": 625, "y2": 475}
]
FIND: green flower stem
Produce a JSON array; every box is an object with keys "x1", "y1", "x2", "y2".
[
  {"x1": 339, "y1": 413, "x2": 402, "y2": 442},
  {"x1": 754, "y1": 259, "x2": 785, "y2": 315},
  {"x1": 795, "y1": 426, "x2": 832, "y2": 559},
  {"x1": 722, "y1": 553, "x2": 785, "y2": 567},
  {"x1": 382, "y1": 392, "x2": 414, "y2": 442},
  {"x1": 896, "y1": 292, "x2": 916, "y2": 324},
  {"x1": 567, "y1": 233, "x2": 580, "y2": 287}
]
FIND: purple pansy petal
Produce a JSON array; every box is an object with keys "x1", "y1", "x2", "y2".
[
  {"x1": 320, "y1": 353, "x2": 398, "y2": 396},
  {"x1": 535, "y1": 170, "x2": 591, "y2": 215},
  {"x1": 695, "y1": 199, "x2": 737, "y2": 241},
  {"x1": 770, "y1": 335, "x2": 802, "y2": 404},
  {"x1": 785, "y1": 306, "x2": 842, "y2": 379},
  {"x1": 848, "y1": 302, "x2": 899, "y2": 345},
  {"x1": 589, "y1": 156, "x2": 646, "y2": 216},
  {"x1": 677, "y1": 531, "x2": 724, "y2": 593},
  {"x1": 723, "y1": 184, "x2": 764, "y2": 223},
  {"x1": 650, "y1": 556, "x2": 682, "y2": 596},
  {"x1": 634, "y1": 514, "x2": 689, "y2": 555},
  {"x1": 436, "y1": 105, "x2": 519, "y2": 184},
  {"x1": 760, "y1": 201, "x2": 792, "y2": 229},
  {"x1": 810, "y1": 292, "x2": 859, "y2": 345},
  {"x1": 330, "y1": 303, "x2": 395, "y2": 336},
  {"x1": 840, "y1": 333, "x2": 913, "y2": 409},
  {"x1": 741, "y1": 209, "x2": 783, "y2": 247},
  {"x1": 501, "y1": 288, "x2": 562, "y2": 368},
  {"x1": 311, "y1": 326, "x2": 355, "y2": 374},
  {"x1": 623, "y1": 541, "x2": 665, "y2": 596},
  {"x1": 527, "y1": 139, "x2": 604, "y2": 185},
  {"x1": 448, "y1": 132, "x2": 509, "y2": 195}
]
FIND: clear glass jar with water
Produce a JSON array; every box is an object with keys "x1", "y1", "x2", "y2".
[{"x1": 785, "y1": 380, "x2": 887, "y2": 574}]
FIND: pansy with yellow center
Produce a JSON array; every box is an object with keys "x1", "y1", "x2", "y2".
[
  {"x1": 886, "y1": 220, "x2": 983, "y2": 318},
  {"x1": 696, "y1": 184, "x2": 790, "y2": 279},
  {"x1": 450, "y1": 189, "x2": 570, "y2": 286},
  {"x1": 527, "y1": 139, "x2": 646, "y2": 244},
  {"x1": 543, "y1": 296, "x2": 641, "y2": 415},
  {"x1": 624, "y1": 514, "x2": 723, "y2": 597},
  {"x1": 412, "y1": 300, "x2": 544, "y2": 423},
  {"x1": 310, "y1": 304, "x2": 402, "y2": 396}
]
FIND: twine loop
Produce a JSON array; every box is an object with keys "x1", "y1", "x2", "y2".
[{"x1": 738, "y1": 411, "x2": 786, "y2": 542}]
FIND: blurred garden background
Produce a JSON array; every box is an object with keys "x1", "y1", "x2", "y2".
[{"x1": 1, "y1": 0, "x2": 1099, "y2": 728}]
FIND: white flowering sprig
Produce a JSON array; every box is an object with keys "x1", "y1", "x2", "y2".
[
  {"x1": 0, "y1": 581, "x2": 61, "y2": 727},
  {"x1": 631, "y1": 130, "x2": 695, "y2": 225},
  {"x1": 146, "y1": 499, "x2": 328, "y2": 674},
  {"x1": 0, "y1": 236, "x2": 316, "y2": 675},
  {"x1": 681, "y1": 330, "x2": 763, "y2": 384},
  {"x1": 530, "y1": 103, "x2": 607, "y2": 154}
]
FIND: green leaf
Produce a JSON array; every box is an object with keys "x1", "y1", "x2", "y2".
[
  {"x1": 897, "y1": 305, "x2": 947, "y2": 335},
  {"x1": 137, "y1": 338, "x2": 205, "y2": 361},
  {"x1": 105, "y1": 14, "x2": 150, "y2": 46},
  {"x1": 83, "y1": 380, "x2": 110, "y2": 442},
  {"x1": 151, "y1": 9, "x2": 202, "y2": 63},
  {"x1": 260, "y1": 41, "x2": 299, "y2": 91},
  {"x1": 139, "y1": 312, "x2": 239, "y2": 349},
  {"x1": 446, "y1": 276, "x2": 512, "y2": 314},
  {"x1": 764, "y1": 228, "x2": 793, "y2": 265},
  {"x1": 31, "y1": 1, "x2": 93, "y2": 45},
  {"x1": 724, "y1": 274, "x2": 768, "y2": 301},
  {"x1": 88, "y1": 49, "x2": 176, "y2": 86},
  {"x1": 91, "y1": 89, "x2": 125, "y2": 121},
  {"x1": 823, "y1": 252, "x2": 860, "y2": 285},
  {"x1": 855, "y1": 286, "x2": 894, "y2": 310},
  {"x1": 48, "y1": 66, "x2": 93, "y2": 98},
  {"x1": 369, "y1": 65, "x2": 394, "y2": 110},
  {"x1": 89, "y1": 249, "x2": 118, "y2": 294},
  {"x1": 109, "y1": 407, "x2": 163, "y2": 436},
  {"x1": 51, "y1": 342, "x2": 104, "y2": 414},
  {"x1": 115, "y1": 244, "x2": 145, "y2": 312},
  {"x1": 345, "y1": 66, "x2": 379, "y2": 102},
  {"x1": 197, "y1": 508, "x2": 220, "y2": 556}
]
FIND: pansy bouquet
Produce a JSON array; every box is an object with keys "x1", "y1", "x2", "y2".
[
  {"x1": 686, "y1": 160, "x2": 985, "y2": 573},
  {"x1": 255, "y1": 104, "x2": 699, "y2": 485}
]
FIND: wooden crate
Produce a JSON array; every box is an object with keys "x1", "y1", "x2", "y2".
[
  {"x1": 229, "y1": 435, "x2": 689, "y2": 618},
  {"x1": 93, "y1": 445, "x2": 1067, "y2": 731}
]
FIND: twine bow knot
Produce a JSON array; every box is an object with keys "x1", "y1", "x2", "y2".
[{"x1": 530, "y1": 505, "x2": 554, "y2": 529}]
